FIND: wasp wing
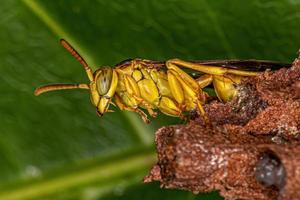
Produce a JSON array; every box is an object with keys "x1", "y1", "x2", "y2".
[
  {"x1": 189, "y1": 59, "x2": 291, "y2": 71},
  {"x1": 115, "y1": 59, "x2": 291, "y2": 73},
  {"x1": 178, "y1": 59, "x2": 291, "y2": 78}
]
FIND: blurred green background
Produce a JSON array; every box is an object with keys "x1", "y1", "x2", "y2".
[{"x1": 0, "y1": 0, "x2": 300, "y2": 199}]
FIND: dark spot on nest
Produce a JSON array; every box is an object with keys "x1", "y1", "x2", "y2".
[{"x1": 255, "y1": 151, "x2": 286, "y2": 190}]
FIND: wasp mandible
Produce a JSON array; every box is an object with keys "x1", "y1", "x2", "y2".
[{"x1": 35, "y1": 39, "x2": 291, "y2": 123}]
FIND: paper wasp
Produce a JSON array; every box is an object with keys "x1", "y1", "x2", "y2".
[{"x1": 35, "y1": 39, "x2": 291, "y2": 123}]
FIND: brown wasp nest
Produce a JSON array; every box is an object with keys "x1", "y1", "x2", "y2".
[{"x1": 144, "y1": 55, "x2": 300, "y2": 200}]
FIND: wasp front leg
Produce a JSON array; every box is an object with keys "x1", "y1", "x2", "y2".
[
  {"x1": 115, "y1": 94, "x2": 150, "y2": 123},
  {"x1": 135, "y1": 98, "x2": 158, "y2": 118}
]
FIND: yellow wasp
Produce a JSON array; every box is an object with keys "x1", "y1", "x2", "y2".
[{"x1": 35, "y1": 39, "x2": 290, "y2": 123}]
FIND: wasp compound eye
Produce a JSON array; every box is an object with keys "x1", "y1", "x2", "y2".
[
  {"x1": 96, "y1": 68, "x2": 113, "y2": 96},
  {"x1": 255, "y1": 151, "x2": 286, "y2": 189}
]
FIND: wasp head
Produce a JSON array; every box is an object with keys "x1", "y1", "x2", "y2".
[
  {"x1": 92, "y1": 67, "x2": 118, "y2": 116},
  {"x1": 35, "y1": 39, "x2": 119, "y2": 118}
]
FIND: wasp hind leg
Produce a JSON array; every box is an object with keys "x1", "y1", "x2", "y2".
[
  {"x1": 167, "y1": 59, "x2": 258, "y2": 76},
  {"x1": 166, "y1": 62, "x2": 208, "y2": 122},
  {"x1": 166, "y1": 59, "x2": 259, "y2": 103},
  {"x1": 158, "y1": 96, "x2": 185, "y2": 119},
  {"x1": 196, "y1": 74, "x2": 213, "y2": 88}
]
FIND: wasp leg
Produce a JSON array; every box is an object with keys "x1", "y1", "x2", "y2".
[
  {"x1": 196, "y1": 74, "x2": 213, "y2": 88},
  {"x1": 166, "y1": 61, "x2": 199, "y2": 90},
  {"x1": 126, "y1": 107, "x2": 150, "y2": 124},
  {"x1": 137, "y1": 70, "x2": 160, "y2": 109},
  {"x1": 166, "y1": 62, "x2": 208, "y2": 121},
  {"x1": 115, "y1": 94, "x2": 150, "y2": 123},
  {"x1": 167, "y1": 59, "x2": 258, "y2": 76},
  {"x1": 166, "y1": 59, "x2": 256, "y2": 103},
  {"x1": 175, "y1": 71, "x2": 207, "y2": 121},
  {"x1": 123, "y1": 75, "x2": 158, "y2": 118},
  {"x1": 137, "y1": 100, "x2": 158, "y2": 118},
  {"x1": 158, "y1": 96, "x2": 185, "y2": 119},
  {"x1": 130, "y1": 94, "x2": 158, "y2": 118},
  {"x1": 167, "y1": 71, "x2": 185, "y2": 108}
]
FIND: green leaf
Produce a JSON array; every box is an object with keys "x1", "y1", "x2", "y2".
[{"x1": 0, "y1": 0, "x2": 300, "y2": 199}]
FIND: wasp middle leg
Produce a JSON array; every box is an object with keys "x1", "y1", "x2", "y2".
[{"x1": 122, "y1": 74, "x2": 158, "y2": 118}]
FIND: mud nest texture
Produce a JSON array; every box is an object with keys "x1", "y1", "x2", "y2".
[{"x1": 144, "y1": 55, "x2": 300, "y2": 200}]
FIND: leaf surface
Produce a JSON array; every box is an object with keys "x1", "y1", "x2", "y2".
[{"x1": 0, "y1": 0, "x2": 300, "y2": 199}]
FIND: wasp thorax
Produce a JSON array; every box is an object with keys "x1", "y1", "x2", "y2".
[{"x1": 96, "y1": 68, "x2": 113, "y2": 96}]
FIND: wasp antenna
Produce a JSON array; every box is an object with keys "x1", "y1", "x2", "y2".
[
  {"x1": 60, "y1": 39, "x2": 94, "y2": 81},
  {"x1": 35, "y1": 83, "x2": 89, "y2": 96},
  {"x1": 60, "y1": 39, "x2": 89, "y2": 68}
]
